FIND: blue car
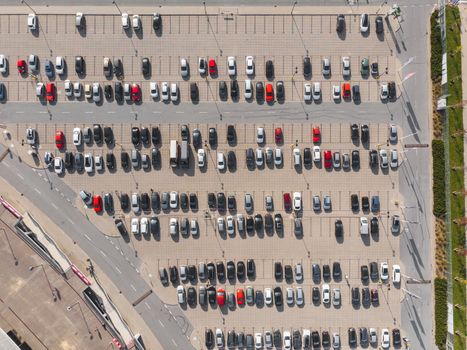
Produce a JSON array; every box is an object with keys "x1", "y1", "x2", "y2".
[
  {"x1": 371, "y1": 196, "x2": 380, "y2": 213},
  {"x1": 44, "y1": 60, "x2": 54, "y2": 78}
]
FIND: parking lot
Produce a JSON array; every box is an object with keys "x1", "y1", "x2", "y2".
[
  {"x1": 10, "y1": 120, "x2": 403, "y2": 347},
  {"x1": 0, "y1": 12, "x2": 395, "y2": 103}
]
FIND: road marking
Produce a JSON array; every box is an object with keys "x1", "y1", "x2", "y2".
[
  {"x1": 34, "y1": 188, "x2": 41, "y2": 194},
  {"x1": 199, "y1": 111, "x2": 207, "y2": 114},
  {"x1": 37, "y1": 172, "x2": 42, "y2": 177},
  {"x1": 152, "y1": 111, "x2": 161, "y2": 114},
  {"x1": 145, "y1": 302, "x2": 151, "y2": 310},
  {"x1": 100, "y1": 250, "x2": 107, "y2": 258},
  {"x1": 85, "y1": 111, "x2": 93, "y2": 114},
  {"x1": 51, "y1": 203, "x2": 58, "y2": 210},
  {"x1": 3, "y1": 163, "x2": 10, "y2": 168},
  {"x1": 31, "y1": 168, "x2": 36, "y2": 172},
  {"x1": 15, "y1": 111, "x2": 24, "y2": 114},
  {"x1": 115, "y1": 266, "x2": 122, "y2": 274},
  {"x1": 107, "y1": 111, "x2": 116, "y2": 114},
  {"x1": 130, "y1": 284, "x2": 137, "y2": 291},
  {"x1": 39, "y1": 111, "x2": 47, "y2": 114},
  {"x1": 175, "y1": 111, "x2": 184, "y2": 114},
  {"x1": 16, "y1": 173, "x2": 24, "y2": 180},
  {"x1": 68, "y1": 218, "x2": 74, "y2": 225},
  {"x1": 84, "y1": 233, "x2": 92, "y2": 241},
  {"x1": 61, "y1": 111, "x2": 70, "y2": 114},
  {"x1": 55, "y1": 188, "x2": 60, "y2": 192},
  {"x1": 171, "y1": 339, "x2": 178, "y2": 347},
  {"x1": 43, "y1": 177, "x2": 48, "y2": 182},
  {"x1": 159, "y1": 320, "x2": 165, "y2": 328}
]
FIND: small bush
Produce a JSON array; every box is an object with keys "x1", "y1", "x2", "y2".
[
  {"x1": 431, "y1": 10, "x2": 443, "y2": 80},
  {"x1": 432, "y1": 140, "x2": 446, "y2": 217},
  {"x1": 435, "y1": 278, "x2": 447, "y2": 349}
]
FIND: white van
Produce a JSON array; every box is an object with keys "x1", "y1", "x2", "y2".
[{"x1": 75, "y1": 12, "x2": 84, "y2": 29}]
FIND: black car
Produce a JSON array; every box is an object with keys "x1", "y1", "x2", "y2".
[
  {"x1": 360, "y1": 327, "x2": 369, "y2": 345},
  {"x1": 352, "y1": 85, "x2": 360, "y2": 101},
  {"x1": 141, "y1": 193, "x2": 150, "y2": 211},
  {"x1": 230, "y1": 80, "x2": 239, "y2": 99},
  {"x1": 323, "y1": 264, "x2": 331, "y2": 281},
  {"x1": 188, "y1": 265, "x2": 197, "y2": 281},
  {"x1": 392, "y1": 329, "x2": 401, "y2": 346},
  {"x1": 375, "y1": 15, "x2": 384, "y2": 34},
  {"x1": 254, "y1": 214, "x2": 263, "y2": 230},
  {"x1": 348, "y1": 328, "x2": 357, "y2": 347},
  {"x1": 237, "y1": 261, "x2": 245, "y2": 280},
  {"x1": 75, "y1": 56, "x2": 85, "y2": 75},
  {"x1": 276, "y1": 81, "x2": 285, "y2": 101},
  {"x1": 312, "y1": 264, "x2": 321, "y2": 283},
  {"x1": 265, "y1": 60, "x2": 274, "y2": 79},
  {"x1": 293, "y1": 330, "x2": 302, "y2": 349},
  {"x1": 219, "y1": 81, "x2": 227, "y2": 99},
  {"x1": 152, "y1": 194, "x2": 163, "y2": 216},
  {"x1": 104, "y1": 193, "x2": 114, "y2": 212},
  {"x1": 369, "y1": 150, "x2": 378, "y2": 168},
  {"x1": 351, "y1": 194, "x2": 359, "y2": 211},
  {"x1": 181, "y1": 124, "x2": 189, "y2": 141},
  {"x1": 115, "y1": 219, "x2": 127, "y2": 236},
  {"x1": 388, "y1": 81, "x2": 396, "y2": 100},
  {"x1": 227, "y1": 125, "x2": 236, "y2": 143},
  {"x1": 335, "y1": 219, "x2": 343, "y2": 237},
  {"x1": 362, "y1": 196, "x2": 370, "y2": 211},
  {"x1": 303, "y1": 147, "x2": 312, "y2": 166},
  {"x1": 64, "y1": 152, "x2": 73, "y2": 170},
  {"x1": 351, "y1": 123, "x2": 359, "y2": 140},
  {"x1": 190, "y1": 82, "x2": 198, "y2": 101},
  {"x1": 189, "y1": 193, "x2": 197, "y2": 210},
  {"x1": 361, "y1": 265, "x2": 369, "y2": 283},
  {"x1": 284, "y1": 265, "x2": 293, "y2": 281},
  {"x1": 217, "y1": 192, "x2": 226, "y2": 211},
  {"x1": 114, "y1": 82, "x2": 123, "y2": 101},
  {"x1": 192, "y1": 129, "x2": 201, "y2": 148},
  {"x1": 140, "y1": 127, "x2": 149, "y2": 145},
  {"x1": 216, "y1": 261, "x2": 225, "y2": 281},
  {"x1": 208, "y1": 193, "x2": 216, "y2": 209},
  {"x1": 303, "y1": 57, "x2": 311, "y2": 77},
  {"x1": 332, "y1": 262, "x2": 341, "y2": 280},
  {"x1": 371, "y1": 62, "x2": 379, "y2": 76},
  {"x1": 322, "y1": 331, "x2": 330, "y2": 348},
  {"x1": 256, "y1": 82, "x2": 264, "y2": 100},
  {"x1": 226, "y1": 261, "x2": 235, "y2": 280},
  {"x1": 151, "y1": 148, "x2": 160, "y2": 167},
  {"x1": 312, "y1": 287, "x2": 320, "y2": 303},
  {"x1": 153, "y1": 13, "x2": 162, "y2": 30},
  {"x1": 169, "y1": 266, "x2": 178, "y2": 283},
  {"x1": 274, "y1": 213, "x2": 283, "y2": 232},
  {"x1": 120, "y1": 193, "x2": 129, "y2": 210},
  {"x1": 187, "y1": 287, "x2": 196, "y2": 306},
  {"x1": 93, "y1": 124, "x2": 103, "y2": 144},
  {"x1": 207, "y1": 286, "x2": 216, "y2": 304},
  {"x1": 246, "y1": 216, "x2": 254, "y2": 233},
  {"x1": 227, "y1": 331, "x2": 236, "y2": 348},
  {"x1": 336, "y1": 14, "x2": 345, "y2": 33},
  {"x1": 311, "y1": 331, "x2": 320, "y2": 348},
  {"x1": 245, "y1": 148, "x2": 254, "y2": 167},
  {"x1": 180, "y1": 193, "x2": 188, "y2": 210},
  {"x1": 131, "y1": 127, "x2": 140, "y2": 146},
  {"x1": 227, "y1": 151, "x2": 236, "y2": 170},
  {"x1": 104, "y1": 84, "x2": 112, "y2": 99},
  {"x1": 141, "y1": 57, "x2": 150, "y2": 77},
  {"x1": 362, "y1": 287, "x2": 370, "y2": 306},
  {"x1": 370, "y1": 261, "x2": 378, "y2": 280},
  {"x1": 246, "y1": 259, "x2": 255, "y2": 278},
  {"x1": 371, "y1": 217, "x2": 379, "y2": 234},
  {"x1": 351, "y1": 287, "x2": 360, "y2": 306},
  {"x1": 352, "y1": 150, "x2": 360, "y2": 168},
  {"x1": 208, "y1": 127, "x2": 217, "y2": 146},
  {"x1": 227, "y1": 195, "x2": 236, "y2": 210},
  {"x1": 205, "y1": 329, "x2": 214, "y2": 349},
  {"x1": 151, "y1": 127, "x2": 160, "y2": 145},
  {"x1": 74, "y1": 153, "x2": 83, "y2": 171},
  {"x1": 361, "y1": 124, "x2": 369, "y2": 143},
  {"x1": 273, "y1": 287, "x2": 282, "y2": 306},
  {"x1": 273, "y1": 330, "x2": 281, "y2": 347},
  {"x1": 274, "y1": 262, "x2": 283, "y2": 280},
  {"x1": 207, "y1": 262, "x2": 216, "y2": 280},
  {"x1": 113, "y1": 58, "x2": 123, "y2": 77},
  {"x1": 264, "y1": 214, "x2": 273, "y2": 232},
  {"x1": 106, "y1": 153, "x2": 115, "y2": 170},
  {"x1": 104, "y1": 126, "x2": 113, "y2": 145}
]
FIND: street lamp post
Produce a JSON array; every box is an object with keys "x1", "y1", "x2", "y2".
[
  {"x1": 1, "y1": 228, "x2": 18, "y2": 265},
  {"x1": 29, "y1": 264, "x2": 56, "y2": 301},
  {"x1": 20, "y1": 0, "x2": 36, "y2": 14},
  {"x1": 291, "y1": 1, "x2": 298, "y2": 15},
  {"x1": 67, "y1": 301, "x2": 93, "y2": 338}
]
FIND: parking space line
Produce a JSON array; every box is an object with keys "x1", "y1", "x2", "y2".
[{"x1": 34, "y1": 188, "x2": 41, "y2": 195}]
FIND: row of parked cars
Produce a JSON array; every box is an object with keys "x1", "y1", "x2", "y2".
[{"x1": 205, "y1": 327, "x2": 400, "y2": 349}]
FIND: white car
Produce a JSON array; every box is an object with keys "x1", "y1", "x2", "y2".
[
  {"x1": 379, "y1": 149, "x2": 388, "y2": 169},
  {"x1": 73, "y1": 82, "x2": 82, "y2": 98},
  {"x1": 28, "y1": 13, "x2": 37, "y2": 30},
  {"x1": 332, "y1": 288, "x2": 341, "y2": 306},
  {"x1": 169, "y1": 191, "x2": 178, "y2": 209},
  {"x1": 95, "y1": 155, "x2": 103, "y2": 171},
  {"x1": 132, "y1": 15, "x2": 141, "y2": 30},
  {"x1": 381, "y1": 329, "x2": 390, "y2": 349},
  {"x1": 360, "y1": 13, "x2": 369, "y2": 33},
  {"x1": 389, "y1": 124, "x2": 397, "y2": 142},
  {"x1": 293, "y1": 192, "x2": 301, "y2": 211},
  {"x1": 264, "y1": 288, "x2": 273, "y2": 305},
  {"x1": 123, "y1": 83, "x2": 130, "y2": 101},
  {"x1": 295, "y1": 263, "x2": 303, "y2": 282},
  {"x1": 286, "y1": 287, "x2": 294, "y2": 305},
  {"x1": 342, "y1": 56, "x2": 351, "y2": 77},
  {"x1": 92, "y1": 82, "x2": 101, "y2": 102},
  {"x1": 390, "y1": 149, "x2": 398, "y2": 168},
  {"x1": 244, "y1": 79, "x2": 253, "y2": 99},
  {"x1": 28, "y1": 54, "x2": 38, "y2": 71},
  {"x1": 198, "y1": 57, "x2": 206, "y2": 74},
  {"x1": 245, "y1": 55, "x2": 254, "y2": 75},
  {"x1": 55, "y1": 56, "x2": 65, "y2": 75},
  {"x1": 313, "y1": 146, "x2": 321, "y2": 162},
  {"x1": 217, "y1": 152, "x2": 225, "y2": 170},
  {"x1": 170, "y1": 218, "x2": 178, "y2": 236},
  {"x1": 170, "y1": 83, "x2": 178, "y2": 102},
  {"x1": 255, "y1": 148, "x2": 263, "y2": 166},
  {"x1": 304, "y1": 83, "x2": 312, "y2": 101},
  {"x1": 227, "y1": 56, "x2": 236, "y2": 76},
  {"x1": 322, "y1": 284, "x2": 330, "y2": 304},
  {"x1": 149, "y1": 82, "x2": 159, "y2": 98},
  {"x1": 64, "y1": 80, "x2": 72, "y2": 97},
  {"x1": 296, "y1": 287, "x2": 304, "y2": 306},
  {"x1": 121, "y1": 13, "x2": 130, "y2": 29},
  {"x1": 84, "y1": 154, "x2": 94, "y2": 173},
  {"x1": 190, "y1": 219, "x2": 198, "y2": 236},
  {"x1": 54, "y1": 157, "x2": 63, "y2": 174},
  {"x1": 140, "y1": 217, "x2": 148, "y2": 235},
  {"x1": 216, "y1": 329, "x2": 224, "y2": 348},
  {"x1": 131, "y1": 218, "x2": 139, "y2": 235},
  {"x1": 255, "y1": 333, "x2": 262, "y2": 349},
  {"x1": 369, "y1": 328, "x2": 377, "y2": 343},
  {"x1": 0, "y1": 55, "x2": 8, "y2": 74},
  {"x1": 161, "y1": 82, "x2": 169, "y2": 101},
  {"x1": 360, "y1": 217, "x2": 369, "y2": 235},
  {"x1": 72, "y1": 128, "x2": 81, "y2": 146},
  {"x1": 256, "y1": 127, "x2": 265, "y2": 144},
  {"x1": 312, "y1": 82, "x2": 321, "y2": 101},
  {"x1": 177, "y1": 285, "x2": 185, "y2": 304},
  {"x1": 180, "y1": 58, "x2": 189, "y2": 77},
  {"x1": 293, "y1": 148, "x2": 301, "y2": 167},
  {"x1": 380, "y1": 82, "x2": 389, "y2": 100},
  {"x1": 283, "y1": 331, "x2": 291, "y2": 350},
  {"x1": 274, "y1": 148, "x2": 282, "y2": 166},
  {"x1": 332, "y1": 85, "x2": 341, "y2": 100},
  {"x1": 380, "y1": 262, "x2": 389, "y2": 281},
  {"x1": 197, "y1": 149, "x2": 205, "y2": 168},
  {"x1": 322, "y1": 57, "x2": 331, "y2": 75},
  {"x1": 217, "y1": 217, "x2": 225, "y2": 233},
  {"x1": 333, "y1": 151, "x2": 341, "y2": 168},
  {"x1": 25, "y1": 128, "x2": 36, "y2": 145},
  {"x1": 392, "y1": 264, "x2": 401, "y2": 283},
  {"x1": 226, "y1": 216, "x2": 235, "y2": 235}
]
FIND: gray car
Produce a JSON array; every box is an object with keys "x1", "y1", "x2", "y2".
[
  {"x1": 245, "y1": 193, "x2": 253, "y2": 212},
  {"x1": 161, "y1": 192, "x2": 169, "y2": 210},
  {"x1": 265, "y1": 195, "x2": 273, "y2": 211},
  {"x1": 131, "y1": 149, "x2": 140, "y2": 168},
  {"x1": 323, "y1": 195, "x2": 332, "y2": 211},
  {"x1": 313, "y1": 195, "x2": 321, "y2": 211}
]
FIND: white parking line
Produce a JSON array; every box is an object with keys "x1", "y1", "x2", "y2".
[
  {"x1": 16, "y1": 173, "x2": 24, "y2": 180},
  {"x1": 171, "y1": 339, "x2": 178, "y2": 347},
  {"x1": 51, "y1": 203, "x2": 58, "y2": 210},
  {"x1": 130, "y1": 284, "x2": 137, "y2": 292},
  {"x1": 15, "y1": 111, "x2": 24, "y2": 114},
  {"x1": 199, "y1": 111, "x2": 208, "y2": 114},
  {"x1": 39, "y1": 111, "x2": 47, "y2": 114},
  {"x1": 61, "y1": 111, "x2": 70, "y2": 114},
  {"x1": 159, "y1": 320, "x2": 165, "y2": 328},
  {"x1": 152, "y1": 111, "x2": 161, "y2": 114},
  {"x1": 67, "y1": 218, "x2": 74, "y2": 225},
  {"x1": 115, "y1": 266, "x2": 122, "y2": 274},
  {"x1": 100, "y1": 250, "x2": 107, "y2": 258},
  {"x1": 84, "y1": 233, "x2": 92, "y2": 241},
  {"x1": 37, "y1": 172, "x2": 42, "y2": 177},
  {"x1": 175, "y1": 111, "x2": 184, "y2": 114},
  {"x1": 34, "y1": 188, "x2": 41, "y2": 194},
  {"x1": 85, "y1": 111, "x2": 93, "y2": 114},
  {"x1": 145, "y1": 302, "x2": 151, "y2": 310},
  {"x1": 107, "y1": 111, "x2": 116, "y2": 114},
  {"x1": 3, "y1": 163, "x2": 10, "y2": 168}
]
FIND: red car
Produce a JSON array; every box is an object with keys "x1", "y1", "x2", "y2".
[
  {"x1": 216, "y1": 288, "x2": 225, "y2": 306},
  {"x1": 312, "y1": 126, "x2": 321, "y2": 143},
  {"x1": 55, "y1": 130, "x2": 64, "y2": 149},
  {"x1": 265, "y1": 84, "x2": 274, "y2": 102},
  {"x1": 275, "y1": 127, "x2": 282, "y2": 143},
  {"x1": 17, "y1": 60, "x2": 26, "y2": 74},
  {"x1": 46, "y1": 83, "x2": 55, "y2": 102},
  {"x1": 209, "y1": 59, "x2": 216, "y2": 75},
  {"x1": 131, "y1": 83, "x2": 141, "y2": 102},
  {"x1": 283, "y1": 193, "x2": 292, "y2": 211},
  {"x1": 93, "y1": 195, "x2": 102, "y2": 213},
  {"x1": 342, "y1": 83, "x2": 351, "y2": 99},
  {"x1": 236, "y1": 288, "x2": 245, "y2": 306},
  {"x1": 324, "y1": 150, "x2": 332, "y2": 169}
]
